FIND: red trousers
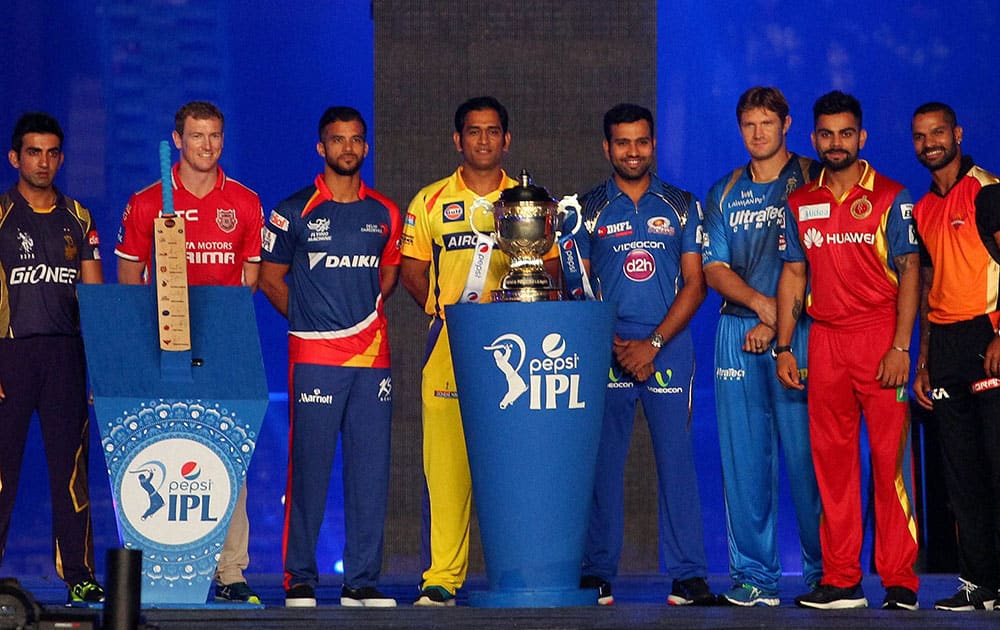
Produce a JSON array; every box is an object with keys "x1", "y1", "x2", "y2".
[{"x1": 807, "y1": 322, "x2": 919, "y2": 591}]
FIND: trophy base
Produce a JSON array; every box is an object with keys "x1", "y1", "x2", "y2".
[{"x1": 491, "y1": 287, "x2": 562, "y2": 302}]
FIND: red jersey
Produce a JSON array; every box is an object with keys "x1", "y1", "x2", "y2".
[
  {"x1": 115, "y1": 163, "x2": 264, "y2": 287},
  {"x1": 913, "y1": 158, "x2": 1000, "y2": 324},
  {"x1": 782, "y1": 161, "x2": 918, "y2": 329}
]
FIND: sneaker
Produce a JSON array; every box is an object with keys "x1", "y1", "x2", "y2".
[
  {"x1": 882, "y1": 585, "x2": 918, "y2": 610},
  {"x1": 720, "y1": 583, "x2": 779, "y2": 607},
  {"x1": 934, "y1": 578, "x2": 995, "y2": 611},
  {"x1": 285, "y1": 583, "x2": 317, "y2": 608},
  {"x1": 580, "y1": 575, "x2": 614, "y2": 606},
  {"x1": 667, "y1": 577, "x2": 715, "y2": 606},
  {"x1": 341, "y1": 585, "x2": 397, "y2": 607},
  {"x1": 214, "y1": 581, "x2": 261, "y2": 605},
  {"x1": 795, "y1": 582, "x2": 867, "y2": 609},
  {"x1": 413, "y1": 585, "x2": 455, "y2": 607},
  {"x1": 68, "y1": 579, "x2": 105, "y2": 603}
]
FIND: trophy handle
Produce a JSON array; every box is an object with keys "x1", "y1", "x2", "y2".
[
  {"x1": 557, "y1": 194, "x2": 582, "y2": 237},
  {"x1": 469, "y1": 197, "x2": 495, "y2": 240}
]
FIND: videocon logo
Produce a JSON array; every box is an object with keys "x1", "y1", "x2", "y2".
[
  {"x1": 648, "y1": 368, "x2": 683, "y2": 394},
  {"x1": 606, "y1": 365, "x2": 633, "y2": 389},
  {"x1": 655, "y1": 369, "x2": 672, "y2": 388}
]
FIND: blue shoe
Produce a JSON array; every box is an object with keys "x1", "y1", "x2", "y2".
[{"x1": 721, "y1": 583, "x2": 779, "y2": 607}]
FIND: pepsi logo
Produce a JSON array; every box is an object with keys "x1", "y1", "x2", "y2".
[
  {"x1": 479, "y1": 244, "x2": 489, "y2": 253},
  {"x1": 180, "y1": 461, "x2": 201, "y2": 480}
]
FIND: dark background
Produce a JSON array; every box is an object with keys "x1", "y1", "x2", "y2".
[{"x1": 1, "y1": 0, "x2": 996, "y2": 583}]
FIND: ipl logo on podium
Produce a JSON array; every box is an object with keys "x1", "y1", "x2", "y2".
[{"x1": 484, "y1": 332, "x2": 586, "y2": 411}]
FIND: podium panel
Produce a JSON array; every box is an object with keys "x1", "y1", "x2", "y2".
[
  {"x1": 446, "y1": 301, "x2": 615, "y2": 607},
  {"x1": 78, "y1": 285, "x2": 268, "y2": 606}
]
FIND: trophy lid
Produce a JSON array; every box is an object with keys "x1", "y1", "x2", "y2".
[{"x1": 499, "y1": 169, "x2": 554, "y2": 204}]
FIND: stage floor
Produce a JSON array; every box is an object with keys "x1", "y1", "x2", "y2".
[{"x1": 12, "y1": 573, "x2": 997, "y2": 629}]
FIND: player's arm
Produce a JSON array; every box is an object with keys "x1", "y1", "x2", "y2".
[
  {"x1": 380, "y1": 264, "x2": 399, "y2": 299},
  {"x1": 400, "y1": 255, "x2": 430, "y2": 308},
  {"x1": 876, "y1": 252, "x2": 919, "y2": 388},
  {"x1": 242, "y1": 261, "x2": 260, "y2": 292},
  {"x1": 703, "y1": 263, "x2": 776, "y2": 328},
  {"x1": 81, "y1": 259, "x2": 104, "y2": 284},
  {"x1": 258, "y1": 261, "x2": 290, "y2": 318},
  {"x1": 117, "y1": 258, "x2": 145, "y2": 284},
  {"x1": 913, "y1": 264, "x2": 934, "y2": 409},
  {"x1": 775, "y1": 260, "x2": 806, "y2": 390}
]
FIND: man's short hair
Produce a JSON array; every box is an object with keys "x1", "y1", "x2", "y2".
[
  {"x1": 11, "y1": 112, "x2": 63, "y2": 153},
  {"x1": 603, "y1": 103, "x2": 654, "y2": 141},
  {"x1": 318, "y1": 106, "x2": 367, "y2": 140},
  {"x1": 913, "y1": 101, "x2": 957, "y2": 128},
  {"x1": 454, "y1": 96, "x2": 509, "y2": 135},
  {"x1": 174, "y1": 101, "x2": 224, "y2": 135},
  {"x1": 812, "y1": 90, "x2": 862, "y2": 128},
  {"x1": 736, "y1": 87, "x2": 789, "y2": 122}
]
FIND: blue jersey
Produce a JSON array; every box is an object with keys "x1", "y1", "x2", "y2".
[
  {"x1": 703, "y1": 154, "x2": 819, "y2": 317},
  {"x1": 262, "y1": 176, "x2": 401, "y2": 367},
  {"x1": 577, "y1": 174, "x2": 703, "y2": 327}
]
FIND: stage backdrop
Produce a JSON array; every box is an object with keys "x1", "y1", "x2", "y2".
[{"x1": 2, "y1": 0, "x2": 999, "y2": 584}]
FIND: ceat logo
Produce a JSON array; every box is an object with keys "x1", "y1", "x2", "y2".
[
  {"x1": 804, "y1": 227, "x2": 824, "y2": 249},
  {"x1": 181, "y1": 461, "x2": 201, "y2": 480},
  {"x1": 443, "y1": 203, "x2": 464, "y2": 222},
  {"x1": 623, "y1": 249, "x2": 655, "y2": 281}
]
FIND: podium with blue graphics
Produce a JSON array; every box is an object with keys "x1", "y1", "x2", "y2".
[
  {"x1": 78, "y1": 284, "x2": 268, "y2": 607},
  {"x1": 447, "y1": 301, "x2": 615, "y2": 607}
]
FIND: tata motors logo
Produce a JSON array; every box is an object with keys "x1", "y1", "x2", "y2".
[
  {"x1": 484, "y1": 332, "x2": 585, "y2": 411},
  {"x1": 119, "y1": 439, "x2": 231, "y2": 545},
  {"x1": 623, "y1": 249, "x2": 655, "y2": 281}
]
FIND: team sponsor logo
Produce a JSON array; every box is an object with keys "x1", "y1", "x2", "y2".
[
  {"x1": 799, "y1": 203, "x2": 830, "y2": 221},
  {"x1": 443, "y1": 231, "x2": 477, "y2": 251},
  {"x1": 63, "y1": 234, "x2": 77, "y2": 261},
  {"x1": 702, "y1": 233, "x2": 711, "y2": 249},
  {"x1": 803, "y1": 228, "x2": 824, "y2": 248},
  {"x1": 269, "y1": 210, "x2": 289, "y2": 231},
  {"x1": 727, "y1": 189, "x2": 765, "y2": 210},
  {"x1": 623, "y1": 249, "x2": 655, "y2": 282},
  {"x1": 119, "y1": 440, "x2": 230, "y2": 545},
  {"x1": 647, "y1": 369, "x2": 684, "y2": 394},
  {"x1": 900, "y1": 203, "x2": 913, "y2": 220},
  {"x1": 850, "y1": 196, "x2": 872, "y2": 220},
  {"x1": 404, "y1": 212, "x2": 416, "y2": 227},
  {"x1": 298, "y1": 388, "x2": 334, "y2": 404},
  {"x1": 970, "y1": 378, "x2": 1000, "y2": 394},
  {"x1": 307, "y1": 217, "x2": 332, "y2": 242},
  {"x1": 777, "y1": 233, "x2": 787, "y2": 251},
  {"x1": 361, "y1": 223, "x2": 388, "y2": 235},
  {"x1": 9, "y1": 264, "x2": 77, "y2": 285},
  {"x1": 728, "y1": 205, "x2": 783, "y2": 231},
  {"x1": 87, "y1": 229, "x2": 100, "y2": 247},
  {"x1": 561, "y1": 240, "x2": 580, "y2": 274},
  {"x1": 185, "y1": 238, "x2": 236, "y2": 265},
  {"x1": 715, "y1": 367, "x2": 745, "y2": 381},
  {"x1": 378, "y1": 377, "x2": 392, "y2": 402},
  {"x1": 262, "y1": 229, "x2": 276, "y2": 252},
  {"x1": 17, "y1": 229, "x2": 34, "y2": 260},
  {"x1": 173, "y1": 208, "x2": 199, "y2": 221},
  {"x1": 597, "y1": 220, "x2": 633, "y2": 238},
  {"x1": 607, "y1": 366, "x2": 635, "y2": 389},
  {"x1": 825, "y1": 231, "x2": 876, "y2": 245},
  {"x1": 909, "y1": 224, "x2": 918, "y2": 245},
  {"x1": 443, "y1": 202, "x2": 465, "y2": 222},
  {"x1": 930, "y1": 387, "x2": 951, "y2": 399},
  {"x1": 695, "y1": 224, "x2": 705, "y2": 246},
  {"x1": 646, "y1": 216, "x2": 675, "y2": 236},
  {"x1": 216, "y1": 208, "x2": 237, "y2": 233},
  {"x1": 307, "y1": 252, "x2": 380, "y2": 270},
  {"x1": 401, "y1": 233, "x2": 414, "y2": 247},
  {"x1": 896, "y1": 386, "x2": 908, "y2": 402},
  {"x1": 484, "y1": 332, "x2": 586, "y2": 410},
  {"x1": 434, "y1": 389, "x2": 458, "y2": 398}
]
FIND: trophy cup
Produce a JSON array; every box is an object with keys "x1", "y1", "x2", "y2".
[{"x1": 472, "y1": 169, "x2": 580, "y2": 302}]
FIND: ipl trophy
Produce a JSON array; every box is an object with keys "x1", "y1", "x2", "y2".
[{"x1": 472, "y1": 169, "x2": 580, "y2": 302}]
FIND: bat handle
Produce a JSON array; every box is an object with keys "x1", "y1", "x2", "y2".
[{"x1": 159, "y1": 140, "x2": 175, "y2": 217}]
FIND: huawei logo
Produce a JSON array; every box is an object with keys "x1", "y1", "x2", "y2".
[{"x1": 804, "y1": 228, "x2": 824, "y2": 249}]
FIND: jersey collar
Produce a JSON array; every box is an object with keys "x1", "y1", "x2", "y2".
[
  {"x1": 813, "y1": 159, "x2": 875, "y2": 193},
  {"x1": 171, "y1": 162, "x2": 226, "y2": 193}
]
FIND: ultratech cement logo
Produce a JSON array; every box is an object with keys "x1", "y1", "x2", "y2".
[
  {"x1": 715, "y1": 367, "x2": 745, "y2": 381},
  {"x1": 119, "y1": 439, "x2": 231, "y2": 546},
  {"x1": 484, "y1": 332, "x2": 585, "y2": 410}
]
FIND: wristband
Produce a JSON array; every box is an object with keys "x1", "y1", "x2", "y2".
[
  {"x1": 771, "y1": 345, "x2": 793, "y2": 360},
  {"x1": 891, "y1": 345, "x2": 909, "y2": 353}
]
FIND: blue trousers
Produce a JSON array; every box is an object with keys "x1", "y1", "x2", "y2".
[
  {"x1": 714, "y1": 315, "x2": 822, "y2": 591},
  {"x1": 283, "y1": 363, "x2": 392, "y2": 590},
  {"x1": 582, "y1": 325, "x2": 708, "y2": 581}
]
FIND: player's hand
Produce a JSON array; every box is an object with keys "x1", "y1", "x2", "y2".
[
  {"x1": 913, "y1": 365, "x2": 932, "y2": 410},
  {"x1": 775, "y1": 352, "x2": 804, "y2": 390},
  {"x1": 983, "y1": 336, "x2": 1000, "y2": 377},
  {"x1": 876, "y1": 348, "x2": 910, "y2": 388},
  {"x1": 613, "y1": 335, "x2": 659, "y2": 380},
  {"x1": 751, "y1": 295, "x2": 777, "y2": 329},
  {"x1": 631, "y1": 362, "x2": 655, "y2": 383},
  {"x1": 742, "y1": 323, "x2": 775, "y2": 354},
  {"x1": 0, "y1": 378, "x2": 5, "y2": 402}
]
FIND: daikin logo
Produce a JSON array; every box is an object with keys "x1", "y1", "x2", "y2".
[{"x1": 484, "y1": 332, "x2": 585, "y2": 411}]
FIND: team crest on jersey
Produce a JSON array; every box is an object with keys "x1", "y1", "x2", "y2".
[
  {"x1": 646, "y1": 216, "x2": 675, "y2": 236},
  {"x1": 17, "y1": 229, "x2": 34, "y2": 260},
  {"x1": 216, "y1": 208, "x2": 237, "y2": 233},
  {"x1": 900, "y1": 203, "x2": 913, "y2": 220},
  {"x1": 307, "y1": 217, "x2": 332, "y2": 242},
  {"x1": 63, "y1": 234, "x2": 77, "y2": 261},
  {"x1": 785, "y1": 176, "x2": 799, "y2": 197},
  {"x1": 850, "y1": 196, "x2": 872, "y2": 220},
  {"x1": 443, "y1": 202, "x2": 465, "y2": 222}
]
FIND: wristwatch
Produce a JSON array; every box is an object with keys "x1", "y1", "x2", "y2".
[
  {"x1": 649, "y1": 332, "x2": 664, "y2": 349},
  {"x1": 771, "y1": 345, "x2": 793, "y2": 360}
]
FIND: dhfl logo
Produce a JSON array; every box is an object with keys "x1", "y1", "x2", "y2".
[
  {"x1": 597, "y1": 220, "x2": 632, "y2": 238},
  {"x1": 443, "y1": 203, "x2": 465, "y2": 222},
  {"x1": 180, "y1": 461, "x2": 201, "y2": 480},
  {"x1": 623, "y1": 249, "x2": 655, "y2": 281}
]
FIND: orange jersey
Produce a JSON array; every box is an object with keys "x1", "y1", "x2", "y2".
[{"x1": 913, "y1": 159, "x2": 1000, "y2": 324}]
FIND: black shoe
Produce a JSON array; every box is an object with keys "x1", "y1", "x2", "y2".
[
  {"x1": 285, "y1": 583, "x2": 317, "y2": 608},
  {"x1": 413, "y1": 585, "x2": 455, "y2": 607},
  {"x1": 934, "y1": 579, "x2": 996, "y2": 611},
  {"x1": 667, "y1": 577, "x2": 714, "y2": 606},
  {"x1": 580, "y1": 575, "x2": 614, "y2": 606},
  {"x1": 68, "y1": 579, "x2": 105, "y2": 603},
  {"x1": 340, "y1": 585, "x2": 397, "y2": 607},
  {"x1": 214, "y1": 581, "x2": 261, "y2": 604},
  {"x1": 795, "y1": 583, "x2": 867, "y2": 609},
  {"x1": 881, "y1": 586, "x2": 918, "y2": 610}
]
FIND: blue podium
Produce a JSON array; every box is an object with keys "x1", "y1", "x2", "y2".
[
  {"x1": 446, "y1": 301, "x2": 615, "y2": 607},
  {"x1": 78, "y1": 285, "x2": 268, "y2": 607}
]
